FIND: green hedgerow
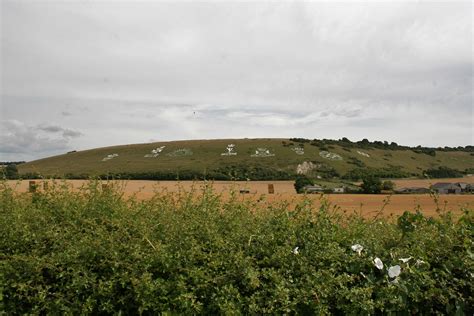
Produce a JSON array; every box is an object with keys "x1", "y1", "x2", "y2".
[{"x1": 0, "y1": 180, "x2": 472, "y2": 314}]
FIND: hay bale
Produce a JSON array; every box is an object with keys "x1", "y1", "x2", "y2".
[{"x1": 268, "y1": 184, "x2": 275, "y2": 194}]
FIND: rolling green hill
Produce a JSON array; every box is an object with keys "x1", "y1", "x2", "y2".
[{"x1": 17, "y1": 138, "x2": 474, "y2": 180}]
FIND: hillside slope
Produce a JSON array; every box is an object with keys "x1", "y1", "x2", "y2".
[{"x1": 18, "y1": 138, "x2": 474, "y2": 179}]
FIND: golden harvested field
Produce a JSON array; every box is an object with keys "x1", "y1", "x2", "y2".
[{"x1": 7, "y1": 179, "x2": 474, "y2": 219}]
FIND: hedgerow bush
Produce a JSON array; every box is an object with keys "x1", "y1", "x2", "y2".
[
  {"x1": 343, "y1": 167, "x2": 409, "y2": 181},
  {"x1": 0, "y1": 180, "x2": 472, "y2": 314},
  {"x1": 424, "y1": 167, "x2": 464, "y2": 178},
  {"x1": 28, "y1": 165, "x2": 293, "y2": 181}
]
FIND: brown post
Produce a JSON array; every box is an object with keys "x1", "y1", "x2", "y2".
[
  {"x1": 29, "y1": 181, "x2": 37, "y2": 193},
  {"x1": 43, "y1": 182, "x2": 49, "y2": 191},
  {"x1": 268, "y1": 184, "x2": 275, "y2": 194}
]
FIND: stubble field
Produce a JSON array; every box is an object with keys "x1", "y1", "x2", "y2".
[{"x1": 7, "y1": 178, "x2": 474, "y2": 218}]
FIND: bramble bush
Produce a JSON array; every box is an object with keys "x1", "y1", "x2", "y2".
[{"x1": 0, "y1": 180, "x2": 472, "y2": 314}]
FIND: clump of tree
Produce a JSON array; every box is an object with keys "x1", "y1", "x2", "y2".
[
  {"x1": 309, "y1": 162, "x2": 340, "y2": 179},
  {"x1": 294, "y1": 175, "x2": 314, "y2": 193},
  {"x1": 310, "y1": 138, "x2": 403, "y2": 151},
  {"x1": 347, "y1": 157, "x2": 366, "y2": 168},
  {"x1": 343, "y1": 167, "x2": 409, "y2": 181},
  {"x1": 413, "y1": 147, "x2": 436, "y2": 156},
  {"x1": 20, "y1": 172, "x2": 42, "y2": 179},
  {"x1": 382, "y1": 180, "x2": 395, "y2": 191},
  {"x1": 281, "y1": 141, "x2": 295, "y2": 147},
  {"x1": 91, "y1": 165, "x2": 294, "y2": 181},
  {"x1": 464, "y1": 168, "x2": 474, "y2": 174},
  {"x1": 289, "y1": 138, "x2": 311, "y2": 143},
  {"x1": 0, "y1": 161, "x2": 25, "y2": 165},
  {"x1": 424, "y1": 167, "x2": 463, "y2": 178},
  {"x1": 360, "y1": 176, "x2": 382, "y2": 194},
  {"x1": 2, "y1": 164, "x2": 19, "y2": 179},
  {"x1": 292, "y1": 137, "x2": 473, "y2": 153}
]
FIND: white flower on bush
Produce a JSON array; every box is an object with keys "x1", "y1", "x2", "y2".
[
  {"x1": 373, "y1": 257, "x2": 384, "y2": 270},
  {"x1": 292, "y1": 246, "x2": 299, "y2": 255},
  {"x1": 415, "y1": 259, "x2": 426, "y2": 266},
  {"x1": 399, "y1": 257, "x2": 412, "y2": 263},
  {"x1": 351, "y1": 244, "x2": 363, "y2": 256},
  {"x1": 388, "y1": 265, "x2": 401, "y2": 278}
]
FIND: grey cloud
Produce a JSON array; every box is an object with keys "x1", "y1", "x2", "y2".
[
  {"x1": 221, "y1": 107, "x2": 364, "y2": 127},
  {"x1": 62, "y1": 129, "x2": 82, "y2": 138},
  {"x1": 0, "y1": 119, "x2": 83, "y2": 160},
  {"x1": 0, "y1": 120, "x2": 69, "y2": 156},
  {"x1": 2, "y1": 1, "x2": 471, "y2": 108},
  {"x1": 335, "y1": 108, "x2": 362, "y2": 118},
  {"x1": 317, "y1": 107, "x2": 363, "y2": 119},
  {"x1": 1, "y1": 1, "x2": 472, "y2": 161},
  {"x1": 38, "y1": 125, "x2": 63, "y2": 133},
  {"x1": 37, "y1": 124, "x2": 83, "y2": 138}
]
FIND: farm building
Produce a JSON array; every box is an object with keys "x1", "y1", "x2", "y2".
[
  {"x1": 466, "y1": 184, "x2": 474, "y2": 193},
  {"x1": 303, "y1": 185, "x2": 324, "y2": 194},
  {"x1": 455, "y1": 182, "x2": 473, "y2": 193},
  {"x1": 456, "y1": 182, "x2": 468, "y2": 191},
  {"x1": 431, "y1": 183, "x2": 462, "y2": 194},
  {"x1": 333, "y1": 187, "x2": 345, "y2": 193}
]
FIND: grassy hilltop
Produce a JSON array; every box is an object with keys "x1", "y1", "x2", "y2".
[{"x1": 18, "y1": 138, "x2": 474, "y2": 180}]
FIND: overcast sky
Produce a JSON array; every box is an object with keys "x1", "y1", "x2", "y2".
[{"x1": 1, "y1": 0, "x2": 472, "y2": 161}]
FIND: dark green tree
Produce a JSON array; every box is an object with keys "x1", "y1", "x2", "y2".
[
  {"x1": 382, "y1": 180, "x2": 395, "y2": 191},
  {"x1": 360, "y1": 176, "x2": 382, "y2": 194},
  {"x1": 425, "y1": 167, "x2": 462, "y2": 178},
  {"x1": 4, "y1": 164, "x2": 19, "y2": 179},
  {"x1": 294, "y1": 175, "x2": 314, "y2": 193}
]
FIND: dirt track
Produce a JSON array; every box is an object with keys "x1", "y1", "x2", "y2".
[{"x1": 7, "y1": 179, "x2": 474, "y2": 218}]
